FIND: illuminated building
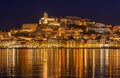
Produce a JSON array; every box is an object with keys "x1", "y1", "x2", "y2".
[
  {"x1": 39, "y1": 12, "x2": 60, "y2": 26},
  {"x1": 21, "y1": 23, "x2": 38, "y2": 32},
  {"x1": 60, "y1": 16, "x2": 86, "y2": 26}
]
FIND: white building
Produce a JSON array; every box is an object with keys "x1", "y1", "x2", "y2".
[{"x1": 89, "y1": 27, "x2": 110, "y2": 33}]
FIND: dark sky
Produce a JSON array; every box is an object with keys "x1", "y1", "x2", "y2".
[{"x1": 0, "y1": 0, "x2": 120, "y2": 31}]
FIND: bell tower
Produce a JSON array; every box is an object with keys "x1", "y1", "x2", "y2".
[
  {"x1": 43, "y1": 12, "x2": 48, "y2": 19},
  {"x1": 39, "y1": 12, "x2": 48, "y2": 24}
]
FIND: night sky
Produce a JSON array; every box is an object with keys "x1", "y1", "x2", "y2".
[{"x1": 0, "y1": 0, "x2": 120, "y2": 31}]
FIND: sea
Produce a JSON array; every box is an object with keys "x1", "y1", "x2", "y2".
[{"x1": 0, "y1": 48, "x2": 120, "y2": 78}]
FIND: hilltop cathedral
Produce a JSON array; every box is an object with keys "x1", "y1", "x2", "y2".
[{"x1": 39, "y1": 12, "x2": 60, "y2": 26}]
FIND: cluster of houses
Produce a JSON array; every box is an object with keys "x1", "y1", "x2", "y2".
[{"x1": 0, "y1": 13, "x2": 120, "y2": 48}]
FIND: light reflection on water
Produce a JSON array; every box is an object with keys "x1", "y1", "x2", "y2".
[{"x1": 0, "y1": 48, "x2": 120, "y2": 78}]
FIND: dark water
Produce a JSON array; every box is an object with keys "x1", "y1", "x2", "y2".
[{"x1": 0, "y1": 48, "x2": 120, "y2": 78}]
